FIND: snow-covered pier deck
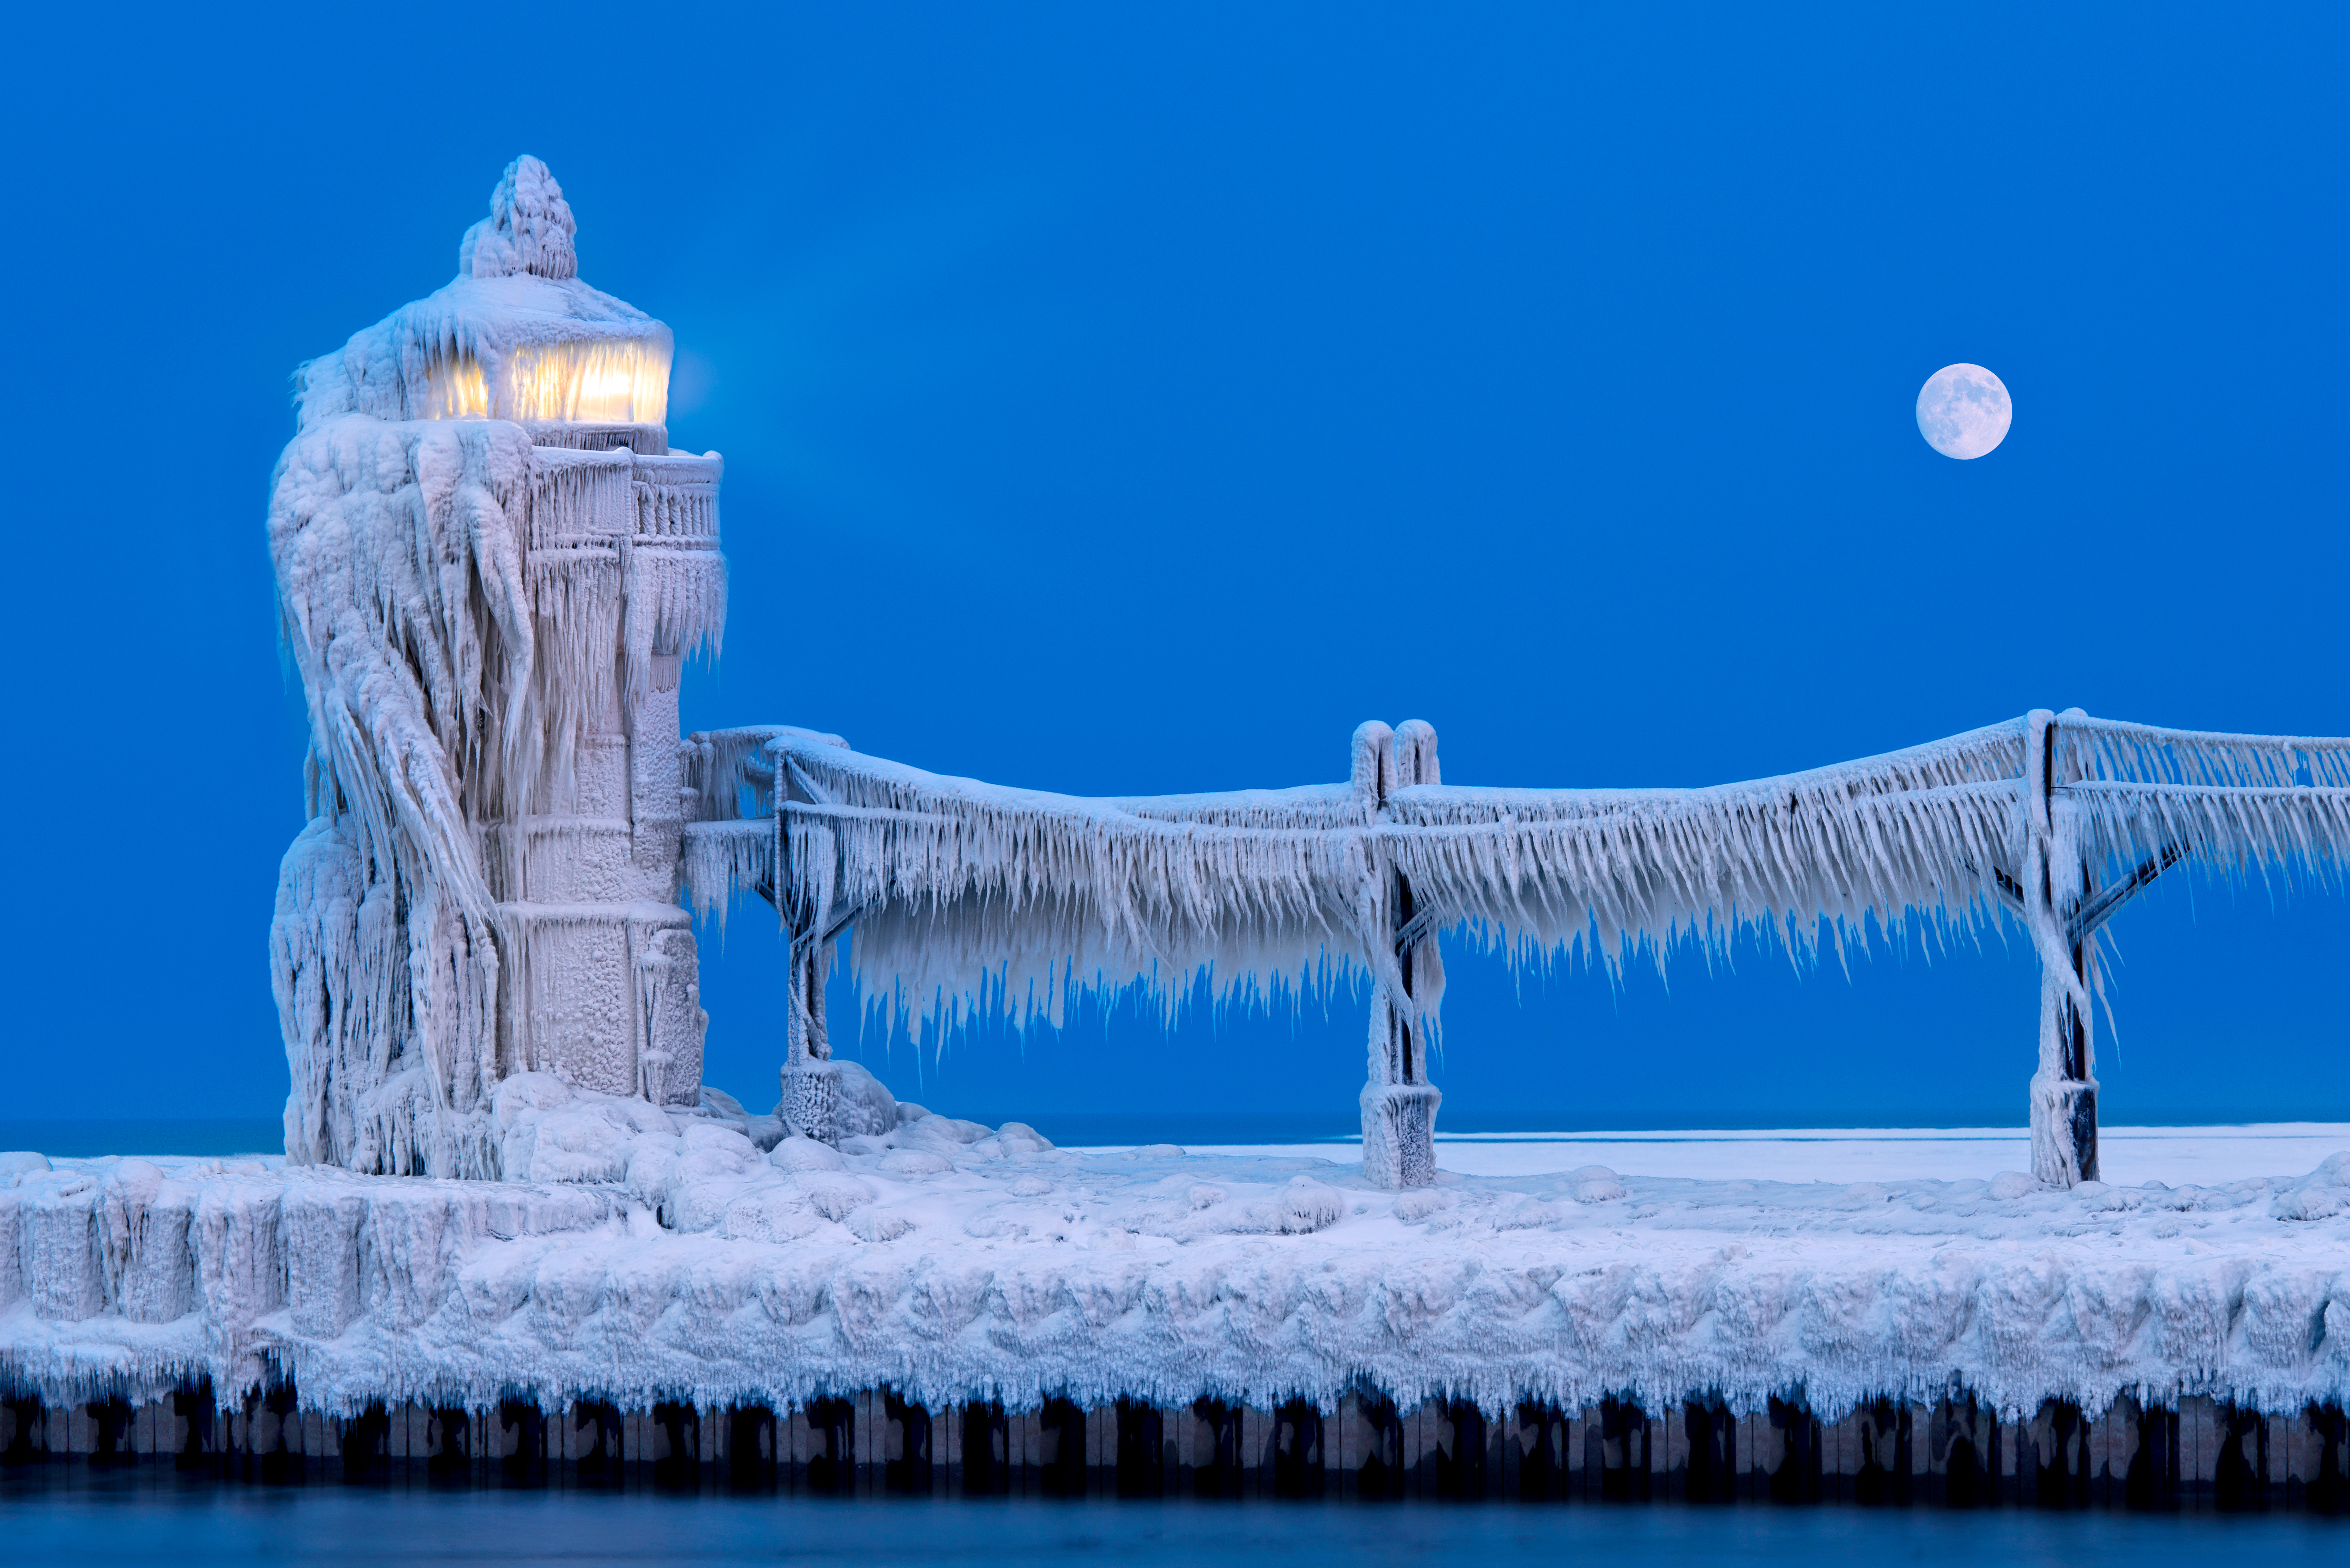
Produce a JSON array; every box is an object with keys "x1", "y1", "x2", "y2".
[{"x1": 6, "y1": 1116, "x2": 2348, "y2": 1508}]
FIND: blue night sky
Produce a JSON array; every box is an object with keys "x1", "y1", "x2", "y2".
[{"x1": 3, "y1": 6, "x2": 2343, "y2": 1136}]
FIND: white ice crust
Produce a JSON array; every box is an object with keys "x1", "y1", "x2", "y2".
[{"x1": 5, "y1": 1113, "x2": 2346, "y2": 1423}]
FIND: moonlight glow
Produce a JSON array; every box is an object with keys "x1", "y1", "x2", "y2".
[{"x1": 1916, "y1": 364, "x2": 2012, "y2": 459}]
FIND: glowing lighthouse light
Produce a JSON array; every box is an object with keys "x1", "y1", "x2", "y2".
[
  {"x1": 423, "y1": 337, "x2": 671, "y2": 426},
  {"x1": 352, "y1": 155, "x2": 681, "y2": 435}
]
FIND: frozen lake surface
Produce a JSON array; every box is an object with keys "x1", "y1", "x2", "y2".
[
  {"x1": 1154, "y1": 1124, "x2": 2350, "y2": 1186},
  {"x1": 16, "y1": 1119, "x2": 2348, "y2": 1186}
]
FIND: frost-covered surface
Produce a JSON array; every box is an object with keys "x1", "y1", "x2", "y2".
[
  {"x1": 6, "y1": 1115, "x2": 2347, "y2": 1424},
  {"x1": 683, "y1": 717, "x2": 2350, "y2": 1048}
]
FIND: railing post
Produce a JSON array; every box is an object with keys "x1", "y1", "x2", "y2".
[
  {"x1": 779, "y1": 940, "x2": 839, "y2": 1143},
  {"x1": 773, "y1": 756, "x2": 841, "y2": 1144},
  {"x1": 2024, "y1": 708, "x2": 2099, "y2": 1186},
  {"x1": 1359, "y1": 719, "x2": 1443, "y2": 1190}
]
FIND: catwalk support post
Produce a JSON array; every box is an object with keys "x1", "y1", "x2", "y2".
[
  {"x1": 2025, "y1": 709, "x2": 2098, "y2": 1187},
  {"x1": 1360, "y1": 720, "x2": 1444, "y2": 1190},
  {"x1": 774, "y1": 744, "x2": 842, "y2": 1143}
]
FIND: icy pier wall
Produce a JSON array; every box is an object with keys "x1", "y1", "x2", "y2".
[{"x1": 5, "y1": 1115, "x2": 2350, "y2": 1432}]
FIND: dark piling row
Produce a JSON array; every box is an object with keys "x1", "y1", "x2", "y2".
[{"x1": 3, "y1": 1386, "x2": 2343, "y2": 1511}]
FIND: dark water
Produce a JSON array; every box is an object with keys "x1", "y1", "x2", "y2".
[{"x1": 1, "y1": 1482, "x2": 2342, "y2": 1565}]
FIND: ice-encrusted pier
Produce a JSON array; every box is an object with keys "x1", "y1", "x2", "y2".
[
  {"x1": 5, "y1": 1117, "x2": 2349, "y2": 1507},
  {"x1": 11, "y1": 157, "x2": 2348, "y2": 1515}
]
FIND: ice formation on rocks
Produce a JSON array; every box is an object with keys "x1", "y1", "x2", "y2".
[{"x1": 270, "y1": 157, "x2": 723, "y2": 1180}]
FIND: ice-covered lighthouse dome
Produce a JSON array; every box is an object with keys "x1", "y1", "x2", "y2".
[{"x1": 293, "y1": 155, "x2": 673, "y2": 445}]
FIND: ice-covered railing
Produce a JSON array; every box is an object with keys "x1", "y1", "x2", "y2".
[
  {"x1": 680, "y1": 726, "x2": 837, "y2": 935},
  {"x1": 1376, "y1": 721, "x2": 2027, "y2": 970},
  {"x1": 685, "y1": 718, "x2": 2025, "y2": 1010},
  {"x1": 2054, "y1": 717, "x2": 2350, "y2": 887},
  {"x1": 680, "y1": 709, "x2": 2349, "y2": 1190}
]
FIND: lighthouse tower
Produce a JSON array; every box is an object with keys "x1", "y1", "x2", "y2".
[{"x1": 268, "y1": 158, "x2": 725, "y2": 1176}]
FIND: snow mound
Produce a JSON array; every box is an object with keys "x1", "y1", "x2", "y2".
[
  {"x1": 769, "y1": 1136, "x2": 846, "y2": 1173},
  {"x1": 1, "y1": 1153, "x2": 51, "y2": 1184},
  {"x1": 495, "y1": 1074, "x2": 674, "y2": 1184},
  {"x1": 828, "y1": 1060, "x2": 901, "y2": 1138},
  {"x1": 1279, "y1": 1176, "x2": 1346, "y2": 1234},
  {"x1": 2274, "y1": 1152, "x2": 2350, "y2": 1221},
  {"x1": 1568, "y1": 1165, "x2": 1627, "y2": 1203}
]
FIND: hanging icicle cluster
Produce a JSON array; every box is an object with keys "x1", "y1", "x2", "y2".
[
  {"x1": 269, "y1": 418, "x2": 530, "y2": 1178},
  {"x1": 679, "y1": 712, "x2": 2349, "y2": 1052},
  {"x1": 2059, "y1": 716, "x2": 2350, "y2": 888}
]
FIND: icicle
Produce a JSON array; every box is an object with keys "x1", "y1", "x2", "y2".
[
  {"x1": 270, "y1": 413, "x2": 535, "y2": 1177},
  {"x1": 681, "y1": 821, "x2": 774, "y2": 927}
]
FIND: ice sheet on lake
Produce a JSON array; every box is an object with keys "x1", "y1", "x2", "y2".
[{"x1": 1170, "y1": 1125, "x2": 2350, "y2": 1186}]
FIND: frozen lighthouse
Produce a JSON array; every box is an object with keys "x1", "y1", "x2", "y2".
[
  {"x1": 6, "y1": 156, "x2": 2349, "y2": 1495},
  {"x1": 269, "y1": 157, "x2": 725, "y2": 1177}
]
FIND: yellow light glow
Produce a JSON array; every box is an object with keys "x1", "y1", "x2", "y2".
[
  {"x1": 419, "y1": 337, "x2": 670, "y2": 426},
  {"x1": 508, "y1": 338, "x2": 671, "y2": 425},
  {"x1": 423, "y1": 356, "x2": 491, "y2": 419}
]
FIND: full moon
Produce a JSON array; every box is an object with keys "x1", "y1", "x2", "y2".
[{"x1": 1916, "y1": 363, "x2": 2012, "y2": 459}]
